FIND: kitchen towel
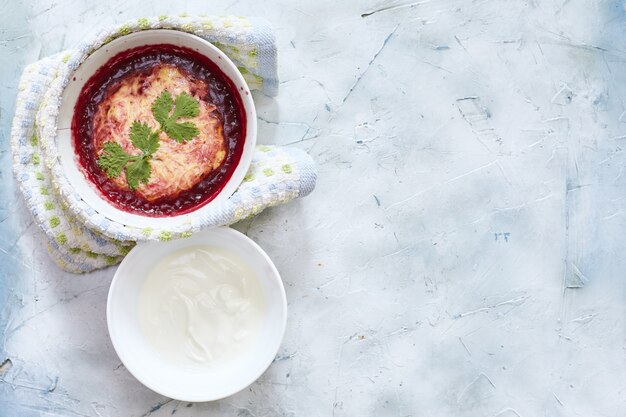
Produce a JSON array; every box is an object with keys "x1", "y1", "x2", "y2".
[{"x1": 11, "y1": 15, "x2": 316, "y2": 273}]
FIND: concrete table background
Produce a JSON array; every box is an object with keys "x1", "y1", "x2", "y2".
[{"x1": 1, "y1": 0, "x2": 626, "y2": 415}]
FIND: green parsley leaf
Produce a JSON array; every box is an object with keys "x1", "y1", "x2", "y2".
[
  {"x1": 125, "y1": 157, "x2": 151, "y2": 191},
  {"x1": 151, "y1": 91, "x2": 201, "y2": 143},
  {"x1": 97, "y1": 121, "x2": 162, "y2": 190},
  {"x1": 151, "y1": 91, "x2": 173, "y2": 126},
  {"x1": 164, "y1": 120, "x2": 200, "y2": 143},
  {"x1": 171, "y1": 92, "x2": 200, "y2": 120},
  {"x1": 97, "y1": 142, "x2": 135, "y2": 178},
  {"x1": 130, "y1": 121, "x2": 160, "y2": 155}
]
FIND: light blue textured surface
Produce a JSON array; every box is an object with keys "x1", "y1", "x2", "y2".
[
  {"x1": 2, "y1": 1, "x2": 626, "y2": 416},
  {"x1": 0, "y1": 0, "x2": 32, "y2": 385}
]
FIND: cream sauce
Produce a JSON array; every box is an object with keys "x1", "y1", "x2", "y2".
[{"x1": 138, "y1": 245, "x2": 265, "y2": 367}]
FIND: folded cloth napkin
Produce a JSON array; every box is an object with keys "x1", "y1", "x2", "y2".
[{"x1": 10, "y1": 15, "x2": 316, "y2": 273}]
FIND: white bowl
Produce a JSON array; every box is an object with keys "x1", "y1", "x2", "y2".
[
  {"x1": 57, "y1": 30, "x2": 257, "y2": 229},
  {"x1": 107, "y1": 227, "x2": 287, "y2": 402}
]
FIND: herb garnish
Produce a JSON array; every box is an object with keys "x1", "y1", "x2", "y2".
[
  {"x1": 152, "y1": 91, "x2": 200, "y2": 143},
  {"x1": 97, "y1": 91, "x2": 200, "y2": 190},
  {"x1": 97, "y1": 121, "x2": 159, "y2": 190}
]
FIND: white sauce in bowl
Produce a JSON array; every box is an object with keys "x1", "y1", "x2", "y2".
[{"x1": 138, "y1": 245, "x2": 265, "y2": 368}]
